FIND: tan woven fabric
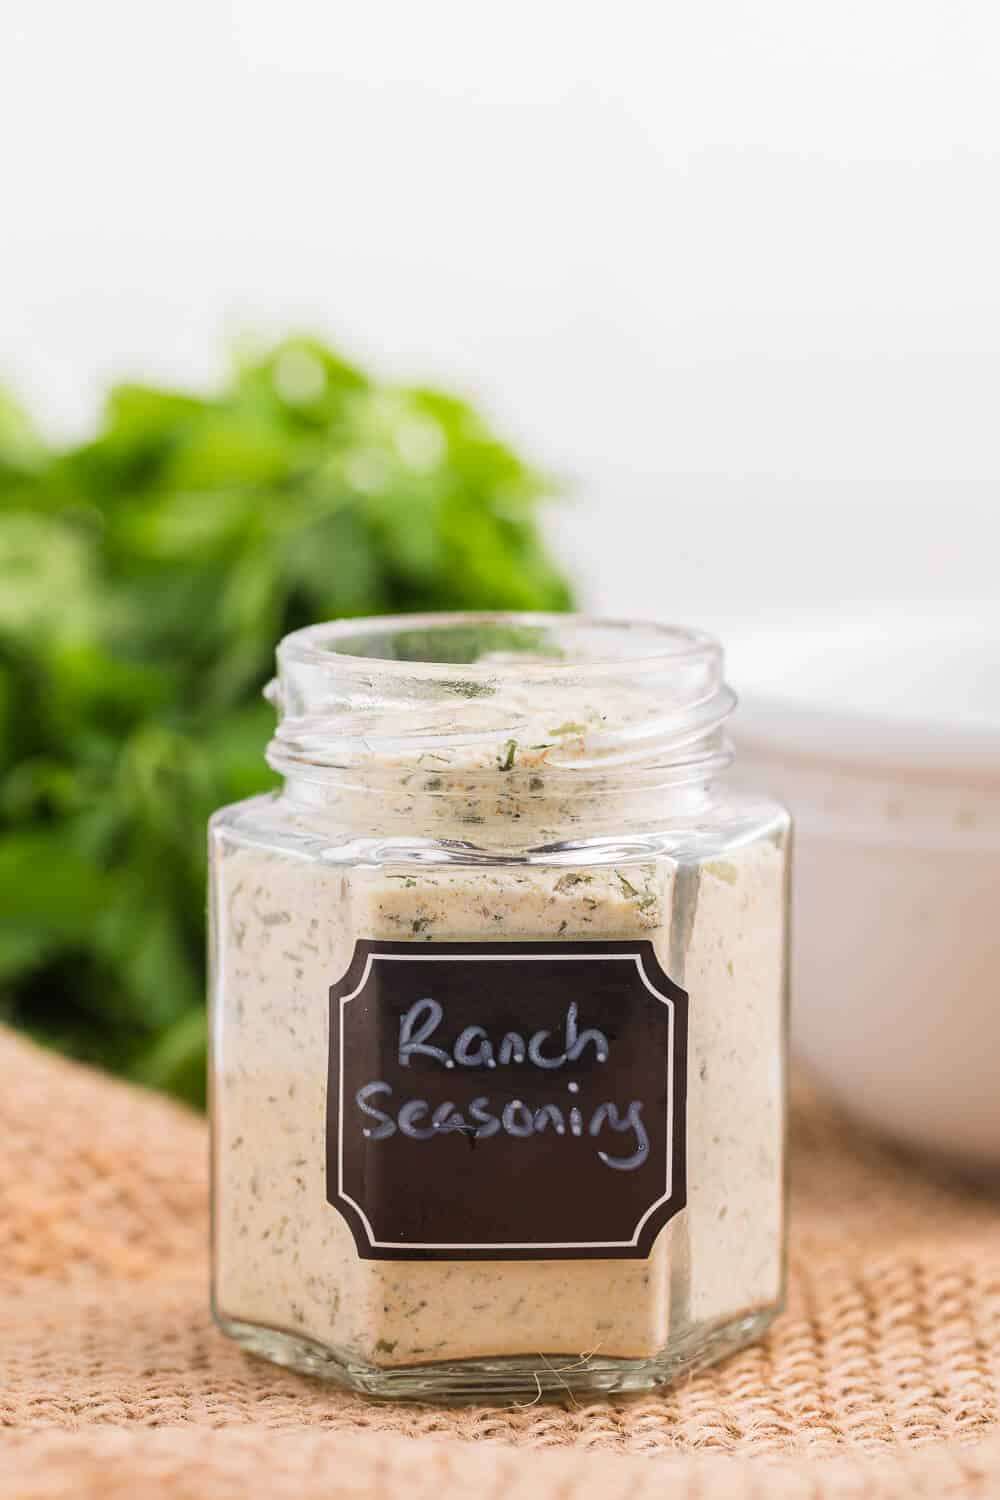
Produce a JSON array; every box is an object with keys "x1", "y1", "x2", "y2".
[{"x1": 2, "y1": 1027, "x2": 999, "y2": 1499}]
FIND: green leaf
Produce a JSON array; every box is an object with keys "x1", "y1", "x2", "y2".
[
  {"x1": 0, "y1": 512, "x2": 100, "y2": 646},
  {"x1": 0, "y1": 829, "x2": 111, "y2": 956},
  {"x1": 0, "y1": 383, "x2": 48, "y2": 475},
  {"x1": 91, "y1": 888, "x2": 201, "y2": 1029},
  {"x1": 131, "y1": 1007, "x2": 207, "y2": 1108}
]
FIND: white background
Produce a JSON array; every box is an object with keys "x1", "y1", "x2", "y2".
[{"x1": 4, "y1": 1, "x2": 999, "y2": 635}]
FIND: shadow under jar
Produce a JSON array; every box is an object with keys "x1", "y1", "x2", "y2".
[{"x1": 209, "y1": 613, "x2": 790, "y2": 1401}]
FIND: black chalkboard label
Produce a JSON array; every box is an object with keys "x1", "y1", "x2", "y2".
[{"x1": 326, "y1": 939, "x2": 687, "y2": 1261}]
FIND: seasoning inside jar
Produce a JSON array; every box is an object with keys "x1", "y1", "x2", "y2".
[{"x1": 210, "y1": 614, "x2": 790, "y2": 1400}]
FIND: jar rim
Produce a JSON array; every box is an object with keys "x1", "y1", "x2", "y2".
[
  {"x1": 267, "y1": 612, "x2": 735, "y2": 814},
  {"x1": 276, "y1": 612, "x2": 722, "y2": 681}
]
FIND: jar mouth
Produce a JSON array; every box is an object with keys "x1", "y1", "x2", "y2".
[
  {"x1": 267, "y1": 612, "x2": 736, "y2": 803},
  {"x1": 276, "y1": 612, "x2": 721, "y2": 680}
]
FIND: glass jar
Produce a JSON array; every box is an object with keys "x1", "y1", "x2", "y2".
[{"x1": 209, "y1": 613, "x2": 790, "y2": 1401}]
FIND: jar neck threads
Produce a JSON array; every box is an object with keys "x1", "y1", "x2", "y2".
[{"x1": 266, "y1": 613, "x2": 736, "y2": 840}]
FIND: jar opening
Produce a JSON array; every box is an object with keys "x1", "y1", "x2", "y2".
[
  {"x1": 278, "y1": 612, "x2": 719, "y2": 677},
  {"x1": 266, "y1": 613, "x2": 736, "y2": 832}
]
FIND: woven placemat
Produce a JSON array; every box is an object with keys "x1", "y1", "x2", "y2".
[{"x1": 2, "y1": 1026, "x2": 999, "y2": 1499}]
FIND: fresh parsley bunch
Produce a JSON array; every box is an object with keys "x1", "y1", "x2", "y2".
[{"x1": 0, "y1": 338, "x2": 572, "y2": 1105}]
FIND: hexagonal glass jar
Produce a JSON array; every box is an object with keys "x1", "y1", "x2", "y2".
[{"x1": 209, "y1": 613, "x2": 789, "y2": 1400}]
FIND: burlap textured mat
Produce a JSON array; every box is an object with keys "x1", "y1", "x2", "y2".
[{"x1": 2, "y1": 1027, "x2": 999, "y2": 1499}]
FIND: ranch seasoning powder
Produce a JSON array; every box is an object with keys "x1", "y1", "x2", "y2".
[{"x1": 210, "y1": 614, "x2": 789, "y2": 1400}]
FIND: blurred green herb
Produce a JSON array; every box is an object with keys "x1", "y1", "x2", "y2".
[{"x1": 0, "y1": 337, "x2": 572, "y2": 1106}]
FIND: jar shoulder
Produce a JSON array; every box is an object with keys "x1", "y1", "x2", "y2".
[{"x1": 209, "y1": 786, "x2": 789, "y2": 869}]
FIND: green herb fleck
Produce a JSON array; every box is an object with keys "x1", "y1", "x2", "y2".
[
  {"x1": 498, "y1": 738, "x2": 518, "y2": 771},
  {"x1": 446, "y1": 679, "x2": 496, "y2": 699}
]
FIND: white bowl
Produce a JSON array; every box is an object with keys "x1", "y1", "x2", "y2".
[{"x1": 728, "y1": 602, "x2": 1000, "y2": 1171}]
